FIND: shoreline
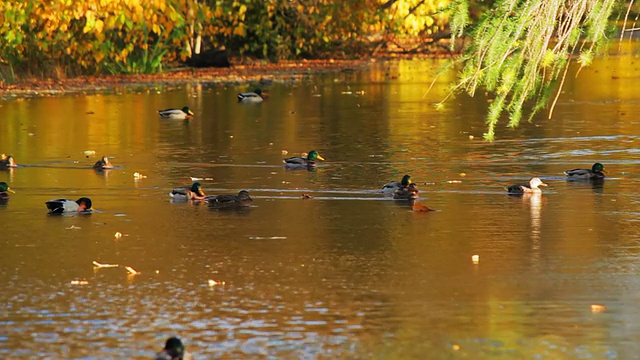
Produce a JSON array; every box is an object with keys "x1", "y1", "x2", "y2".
[{"x1": 0, "y1": 59, "x2": 374, "y2": 99}]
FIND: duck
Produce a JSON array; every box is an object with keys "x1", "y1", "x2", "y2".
[
  {"x1": 93, "y1": 156, "x2": 114, "y2": 170},
  {"x1": 565, "y1": 162, "x2": 605, "y2": 180},
  {"x1": 206, "y1": 190, "x2": 252, "y2": 209},
  {"x1": 507, "y1": 177, "x2": 547, "y2": 195},
  {"x1": 0, "y1": 181, "x2": 15, "y2": 202},
  {"x1": 0, "y1": 154, "x2": 18, "y2": 168},
  {"x1": 45, "y1": 197, "x2": 93, "y2": 214},
  {"x1": 382, "y1": 174, "x2": 412, "y2": 194},
  {"x1": 284, "y1": 150, "x2": 325, "y2": 168},
  {"x1": 169, "y1": 182, "x2": 207, "y2": 201},
  {"x1": 157, "y1": 106, "x2": 194, "y2": 120},
  {"x1": 237, "y1": 89, "x2": 264, "y2": 103},
  {"x1": 156, "y1": 337, "x2": 193, "y2": 360},
  {"x1": 394, "y1": 183, "x2": 419, "y2": 200}
]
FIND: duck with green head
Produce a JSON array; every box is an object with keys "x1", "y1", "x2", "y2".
[
  {"x1": 0, "y1": 181, "x2": 15, "y2": 202},
  {"x1": 156, "y1": 336, "x2": 193, "y2": 360},
  {"x1": 382, "y1": 174, "x2": 412, "y2": 195},
  {"x1": 206, "y1": 190, "x2": 253, "y2": 209},
  {"x1": 169, "y1": 182, "x2": 207, "y2": 201},
  {"x1": 507, "y1": 177, "x2": 547, "y2": 195},
  {"x1": 45, "y1": 197, "x2": 93, "y2": 214},
  {"x1": 157, "y1": 106, "x2": 194, "y2": 120},
  {"x1": 237, "y1": 89, "x2": 264, "y2": 103},
  {"x1": 284, "y1": 150, "x2": 325, "y2": 168},
  {"x1": 0, "y1": 154, "x2": 18, "y2": 169},
  {"x1": 565, "y1": 162, "x2": 605, "y2": 180}
]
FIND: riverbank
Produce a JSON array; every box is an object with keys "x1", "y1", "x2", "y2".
[{"x1": 0, "y1": 59, "x2": 375, "y2": 99}]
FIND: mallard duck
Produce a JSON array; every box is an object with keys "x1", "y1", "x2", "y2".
[
  {"x1": 394, "y1": 183, "x2": 419, "y2": 200},
  {"x1": 93, "y1": 156, "x2": 114, "y2": 170},
  {"x1": 237, "y1": 89, "x2": 264, "y2": 103},
  {"x1": 45, "y1": 197, "x2": 93, "y2": 213},
  {"x1": 156, "y1": 337, "x2": 193, "y2": 360},
  {"x1": 0, "y1": 154, "x2": 18, "y2": 168},
  {"x1": 206, "y1": 190, "x2": 252, "y2": 209},
  {"x1": 0, "y1": 181, "x2": 15, "y2": 202},
  {"x1": 169, "y1": 182, "x2": 206, "y2": 201},
  {"x1": 565, "y1": 162, "x2": 605, "y2": 180},
  {"x1": 382, "y1": 174, "x2": 412, "y2": 194},
  {"x1": 157, "y1": 106, "x2": 194, "y2": 120},
  {"x1": 507, "y1": 177, "x2": 547, "y2": 195},
  {"x1": 284, "y1": 150, "x2": 325, "y2": 168}
]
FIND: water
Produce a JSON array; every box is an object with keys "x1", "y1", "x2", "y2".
[{"x1": 1, "y1": 56, "x2": 640, "y2": 359}]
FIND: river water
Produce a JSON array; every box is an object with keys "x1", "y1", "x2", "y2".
[{"x1": 1, "y1": 55, "x2": 640, "y2": 359}]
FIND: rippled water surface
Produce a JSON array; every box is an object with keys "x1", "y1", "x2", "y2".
[{"x1": 2, "y1": 57, "x2": 640, "y2": 359}]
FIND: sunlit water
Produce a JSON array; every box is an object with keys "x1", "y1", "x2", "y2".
[{"x1": 2, "y1": 55, "x2": 640, "y2": 359}]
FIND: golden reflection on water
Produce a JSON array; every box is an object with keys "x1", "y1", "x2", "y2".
[{"x1": 1, "y1": 57, "x2": 640, "y2": 358}]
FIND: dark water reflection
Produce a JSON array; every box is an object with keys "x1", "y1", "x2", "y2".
[{"x1": 2, "y1": 56, "x2": 640, "y2": 358}]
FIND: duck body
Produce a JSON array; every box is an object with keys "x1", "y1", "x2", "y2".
[
  {"x1": 507, "y1": 177, "x2": 547, "y2": 195},
  {"x1": 382, "y1": 174, "x2": 412, "y2": 195},
  {"x1": 237, "y1": 89, "x2": 264, "y2": 103},
  {"x1": 93, "y1": 156, "x2": 114, "y2": 170},
  {"x1": 565, "y1": 162, "x2": 605, "y2": 181},
  {"x1": 157, "y1": 106, "x2": 194, "y2": 120},
  {"x1": 284, "y1": 150, "x2": 324, "y2": 168},
  {"x1": 0, "y1": 154, "x2": 18, "y2": 169},
  {"x1": 206, "y1": 190, "x2": 252, "y2": 209},
  {"x1": 394, "y1": 183, "x2": 419, "y2": 200},
  {"x1": 46, "y1": 197, "x2": 93, "y2": 214},
  {"x1": 169, "y1": 182, "x2": 206, "y2": 201}
]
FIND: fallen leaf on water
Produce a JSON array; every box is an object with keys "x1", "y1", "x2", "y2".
[
  {"x1": 208, "y1": 279, "x2": 226, "y2": 286},
  {"x1": 472, "y1": 255, "x2": 480, "y2": 264},
  {"x1": 125, "y1": 266, "x2": 140, "y2": 275},
  {"x1": 114, "y1": 232, "x2": 123, "y2": 238},
  {"x1": 93, "y1": 261, "x2": 119, "y2": 268},
  {"x1": 65, "y1": 225, "x2": 81, "y2": 230},
  {"x1": 413, "y1": 203, "x2": 435, "y2": 212},
  {"x1": 301, "y1": 193, "x2": 313, "y2": 199},
  {"x1": 591, "y1": 304, "x2": 606, "y2": 313},
  {"x1": 133, "y1": 172, "x2": 147, "y2": 179},
  {"x1": 70, "y1": 280, "x2": 89, "y2": 285}
]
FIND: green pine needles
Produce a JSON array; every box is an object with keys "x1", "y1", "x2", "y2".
[{"x1": 448, "y1": 0, "x2": 619, "y2": 140}]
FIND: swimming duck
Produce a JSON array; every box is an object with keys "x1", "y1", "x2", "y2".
[
  {"x1": 156, "y1": 337, "x2": 193, "y2": 360},
  {"x1": 237, "y1": 89, "x2": 264, "y2": 103},
  {"x1": 284, "y1": 150, "x2": 325, "y2": 168},
  {"x1": 93, "y1": 156, "x2": 114, "y2": 170},
  {"x1": 382, "y1": 174, "x2": 412, "y2": 194},
  {"x1": 169, "y1": 182, "x2": 207, "y2": 201},
  {"x1": 45, "y1": 197, "x2": 93, "y2": 214},
  {"x1": 0, "y1": 181, "x2": 15, "y2": 202},
  {"x1": 0, "y1": 154, "x2": 18, "y2": 168},
  {"x1": 206, "y1": 190, "x2": 252, "y2": 209},
  {"x1": 565, "y1": 162, "x2": 605, "y2": 180},
  {"x1": 507, "y1": 177, "x2": 547, "y2": 195},
  {"x1": 157, "y1": 106, "x2": 194, "y2": 120},
  {"x1": 394, "y1": 183, "x2": 419, "y2": 200}
]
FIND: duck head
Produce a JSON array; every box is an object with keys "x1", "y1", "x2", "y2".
[
  {"x1": 401, "y1": 174, "x2": 412, "y2": 187},
  {"x1": 0, "y1": 182, "x2": 14, "y2": 193},
  {"x1": 76, "y1": 197, "x2": 93, "y2": 211},
  {"x1": 163, "y1": 337, "x2": 185, "y2": 359},
  {"x1": 307, "y1": 150, "x2": 324, "y2": 161},
  {"x1": 190, "y1": 182, "x2": 205, "y2": 196},
  {"x1": 592, "y1": 162, "x2": 605, "y2": 173},
  {"x1": 182, "y1": 107, "x2": 194, "y2": 116},
  {"x1": 529, "y1": 177, "x2": 547, "y2": 189},
  {"x1": 238, "y1": 190, "x2": 252, "y2": 201}
]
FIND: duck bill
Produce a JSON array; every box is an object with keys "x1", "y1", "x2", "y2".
[
  {"x1": 316, "y1": 155, "x2": 325, "y2": 161},
  {"x1": 188, "y1": 110, "x2": 195, "y2": 116},
  {"x1": 198, "y1": 190, "x2": 205, "y2": 196},
  {"x1": 7, "y1": 188, "x2": 15, "y2": 193},
  {"x1": 539, "y1": 182, "x2": 548, "y2": 187}
]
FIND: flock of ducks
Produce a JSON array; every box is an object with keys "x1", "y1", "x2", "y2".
[{"x1": 0, "y1": 148, "x2": 606, "y2": 212}]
